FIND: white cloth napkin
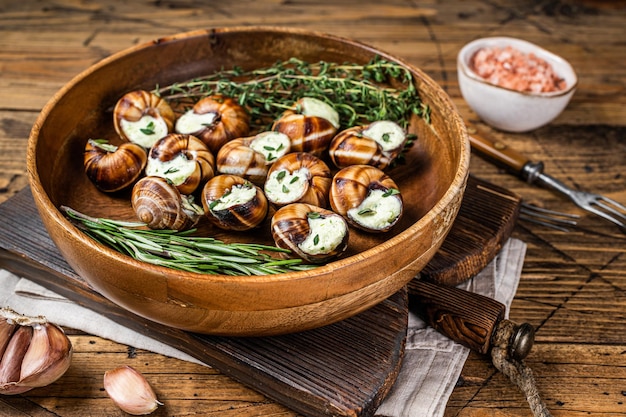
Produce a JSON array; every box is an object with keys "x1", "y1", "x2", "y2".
[{"x1": 0, "y1": 238, "x2": 526, "y2": 416}]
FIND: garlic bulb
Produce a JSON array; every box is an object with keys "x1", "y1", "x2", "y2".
[
  {"x1": 330, "y1": 165, "x2": 403, "y2": 232},
  {"x1": 271, "y1": 203, "x2": 349, "y2": 264},
  {"x1": 216, "y1": 131, "x2": 291, "y2": 185},
  {"x1": 263, "y1": 152, "x2": 332, "y2": 208},
  {"x1": 272, "y1": 97, "x2": 339, "y2": 156},
  {"x1": 175, "y1": 95, "x2": 250, "y2": 154},
  {"x1": 104, "y1": 365, "x2": 162, "y2": 415},
  {"x1": 201, "y1": 174, "x2": 269, "y2": 231},
  {"x1": 131, "y1": 176, "x2": 204, "y2": 231},
  {"x1": 113, "y1": 90, "x2": 176, "y2": 148},
  {"x1": 0, "y1": 307, "x2": 72, "y2": 395},
  {"x1": 84, "y1": 139, "x2": 148, "y2": 192},
  {"x1": 328, "y1": 120, "x2": 408, "y2": 170},
  {"x1": 145, "y1": 133, "x2": 215, "y2": 195}
]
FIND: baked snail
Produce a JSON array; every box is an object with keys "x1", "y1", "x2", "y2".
[
  {"x1": 272, "y1": 97, "x2": 339, "y2": 156},
  {"x1": 271, "y1": 203, "x2": 349, "y2": 264},
  {"x1": 145, "y1": 133, "x2": 215, "y2": 195},
  {"x1": 201, "y1": 174, "x2": 269, "y2": 231},
  {"x1": 328, "y1": 120, "x2": 407, "y2": 170},
  {"x1": 175, "y1": 95, "x2": 250, "y2": 154},
  {"x1": 264, "y1": 152, "x2": 332, "y2": 208},
  {"x1": 113, "y1": 90, "x2": 176, "y2": 148},
  {"x1": 84, "y1": 139, "x2": 148, "y2": 192},
  {"x1": 330, "y1": 165, "x2": 403, "y2": 232},
  {"x1": 216, "y1": 131, "x2": 291, "y2": 185},
  {"x1": 131, "y1": 176, "x2": 203, "y2": 231}
]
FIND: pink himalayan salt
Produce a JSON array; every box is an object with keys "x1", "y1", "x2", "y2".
[{"x1": 470, "y1": 45, "x2": 566, "y2": 93}]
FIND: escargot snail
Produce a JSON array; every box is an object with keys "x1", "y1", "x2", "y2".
[
  {"x1": 328, "y1": 120, "x2": 408, "y2": 170},
  {"x1": 264, "y1": 152, "x2": 332, "y2": 208},
  {"x1": 113, "y1": 90, "x2": 176, "y2": 148},
  {"x1": 84, "y1": 139, "x2": 147, "y2": 192},
  {"x1": 272, "y1": 97, "x2": 340, "y2": 156},
  {"x1": 201, "y1": 174, "x2": 269, "y2": 231},
  {"x1": 175, "y1": 95, "x2": 250, "y2": 154},
  {"x1": 145, "y1": 133, "x2": 215, "y2": 195},
  {"x1": 216, "y1": 131, "x2": 291, "y2": 185},
  {"x1": 330, "y1": 165, "x2": 403, "y2": 233},
  {"x1": 131, "y1": 176, "x2": 204, "y2": 231},
  {"x1": 271, "y1": 203, "x2": 349, "y2": 264}
]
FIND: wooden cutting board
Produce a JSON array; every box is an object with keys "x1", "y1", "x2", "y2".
[{"x1": 0, "y1": 175, "x2": 520, "y2": 417}]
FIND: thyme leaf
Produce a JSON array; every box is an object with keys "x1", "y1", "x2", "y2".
[{"x1": 155, "y1": 56, "x2": 430, "y2": 132}]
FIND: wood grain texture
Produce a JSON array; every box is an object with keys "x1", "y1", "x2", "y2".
[{"x1": 0, "y1": 0, "x2": 625, "y2": 416}]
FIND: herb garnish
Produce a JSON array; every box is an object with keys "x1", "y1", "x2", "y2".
[
  {"x1": 62, "y1": 207, "x2": 315, "y2": 275},
  {"x1": 155, "y1": 57, "x2": 430, "y2": 132},
  {"x1": 140, "y1": 121, "x2": 156, "y2": 135}
]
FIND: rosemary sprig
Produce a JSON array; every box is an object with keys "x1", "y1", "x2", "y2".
[
  {"x1": 61, "y1": 206, "x2": 316, "y2": 276},
  {"x1": 155, "y1": 56, "x2": 430, "y2": 131}
]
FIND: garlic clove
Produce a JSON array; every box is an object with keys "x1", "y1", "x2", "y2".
[
  {"x1": 0, "y1": 317, "x2": 17, "y2": 359},
  {"x1": 18, "y1": 322, "x2": 72, "y2": 388},
  {"x1": 104, "y1": 365, "x2": 162, "y2": 415},
  {"x1": 0, "y1": 326, "x2": 33, "y2": 394}
]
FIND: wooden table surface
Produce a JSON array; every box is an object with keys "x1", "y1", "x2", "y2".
[{"x1": 1, "y1": 1, "x2": 625, "y2": 416}]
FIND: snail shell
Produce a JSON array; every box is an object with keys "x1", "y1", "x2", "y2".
[
  {"x1": 328, "y1": 121, "x2": 407, "y2": 170},
  {"x1": 201, "y1": 174, "x2": 269, "y2": 231},
  {"x1": 145, "y1": 133, "x2": 215, "y2": 195},
  {"x1": 113, "y1": 90, "x2": 176, "y2": 148},
  {"x1": 131, "y1": 176, "x2": 203, "y2": 231},
  {"x1": 264, "y1": 152, "x2": 332, "y2": 208},
  {"x1": 216, "y1": 131, "x2": 291, "y2": 186},
  {"x1": 271, "y1": 203, "x2": 349, "y2": 264},
  {"x1": 175, "y1": 95, "x2": 250, "y2": 154},
  {"x1": 272, "y1": 97, "x2": 339, "y2": 156},
  {"x1": 84, "y1": 139, "x2": 148, "y2": 192},
  {"x1": 330, "y1": 165, "x2": 403, "y2": 232}
]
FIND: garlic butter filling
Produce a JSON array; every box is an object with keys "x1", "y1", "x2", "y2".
[
  {"x1": 299, "y1": 97, "x2": 340, "y2": 129},
  {"x1": 250, "y1": 131, "x2": 290, "y2": 163},
  {"x1": 264, "y1": 168, "x2": 309, "y2": 203},
  {"x1": 120, "y1": 115, "x2": 169, "y2": 148},
  {"x1": 175, "y1": 110, "x2": 218, "y2": 135},
  {"x1": 348, "y1": 188, "x2": 402, "y2": 230},
  {"x1": 362, "y1": 120, "x2": 405, "y2": 153},
  {"x1": 146, "y1": 153, "x2": 197, "y2": 186},
  {"x1": 298, "y1": 215, "x2": 347, "y2": 255},
  {"x1": 211, "y1": 184, "x2": 257, "y2": 211}
]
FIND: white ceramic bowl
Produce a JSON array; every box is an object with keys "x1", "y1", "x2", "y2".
[{"x1": 457, "y1": 36, "x2": 577, "y2": 132}]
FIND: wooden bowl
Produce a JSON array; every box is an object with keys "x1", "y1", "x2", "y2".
[{"x1": 27, "y1": 27, "x2": 469, "y2": 336}]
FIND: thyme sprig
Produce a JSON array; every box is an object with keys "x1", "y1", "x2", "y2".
[
  {"x1": 155, "y1": 57, "x2": 430, "y2": 131},
  {"x1": 62, "y1": 206, "x2": 316, "y2": 276}
]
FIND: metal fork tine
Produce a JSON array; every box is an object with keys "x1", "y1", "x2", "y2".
[
  {"x1": 587, "y1": 200, "x2": 626, "y2": 229},
  {"x1": 597, "y1": 197, "x2": 626, "y2": 221},
  {"x1": 519, "y1": 203, "x2": 580, "y2": 232}
]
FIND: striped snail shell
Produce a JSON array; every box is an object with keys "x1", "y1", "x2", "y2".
[
  {"x1": 113, "y1": 90, "x2": 176, "y2": 148},
  {"x1": 328, "y1": 121, "x2": 407, "y2": 170},
  {"x1": 84, "y1": 139, "x2": 147, "y2": 192},
  {"x1": 272, "y1": 97, "x2": 339, "y2": 156},
  {"x1": 131, "y1": 176, "x2": 203, "y2": 231},
  {"x1": 264, "y1": 152, "x2": 332, "y2": 208},
  {"x1": 145, "y1": 133, "x2": 215, "y2": 195},
  {"x1": 201, "y1": 174, "x2": 269, "y2": 231},
  {"x1": 271, "y1": 203, "x2": 349, "y2": 264},
  {"x1": 216, "y1": 131, "x2": 291, "y2": 186},
  {"x1": 175, "y1": 95, "x2": 250, "y2": 154},
  {"x1": 330, "y1": 165, "x2": 403, "y2": 233}
]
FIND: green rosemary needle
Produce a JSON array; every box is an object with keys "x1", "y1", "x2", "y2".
[{"x1": 61, "y1": 206, "x2": 316, "y2": 276}]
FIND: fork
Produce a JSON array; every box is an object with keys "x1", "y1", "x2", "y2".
[
  {"x1": 519, "y1": 202, "x2": 580, "y2": 232},
  {"x1": 467, "y1": 124, "x2": 626, "y2": 232}
]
